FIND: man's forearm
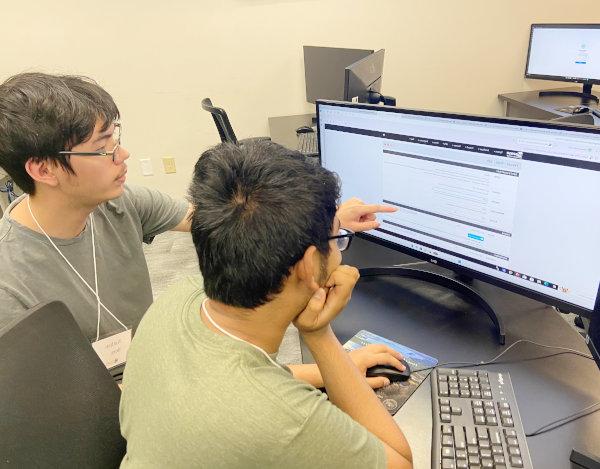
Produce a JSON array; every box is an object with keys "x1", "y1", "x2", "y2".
[
  {"x1": 288, "y1": 364, "x2": 324, "y2": 388},
  {"x1": 302, "y1": 326, "x2": 412, "y2": 463}
]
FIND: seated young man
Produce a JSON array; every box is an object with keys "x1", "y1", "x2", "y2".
[{"x1": 120, "y1": 141, "x2": 413, "y2": 468}]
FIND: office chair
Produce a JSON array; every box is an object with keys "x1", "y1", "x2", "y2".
[
  {"x1": 551, "y1": 113, "x2": 595, "y2": 125},
  {"x1": 0, "y1": 301, "x2": 126, "y2": 468},
  {"x1": 201, "y1": 98, "x2": 270, "y2": 146}
]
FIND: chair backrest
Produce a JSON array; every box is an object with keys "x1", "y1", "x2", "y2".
[
  {"x1": 0, "y1": 301, "x2": 126, "y2": 468},
  {"x1": 551, "y1": 113, "x2": 595, "y2": 125},
  {"x1": 201, "y1": 97, "x2": 239, "y2": 145}
]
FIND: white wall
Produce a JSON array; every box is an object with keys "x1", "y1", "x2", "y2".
[{"x1": 2, "y1": 0, "x2": 598, "y2": 197}]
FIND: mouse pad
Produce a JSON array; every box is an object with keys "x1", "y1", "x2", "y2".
[{"x1": 343, "y1": 330, "x2": 438, "y2": 416}]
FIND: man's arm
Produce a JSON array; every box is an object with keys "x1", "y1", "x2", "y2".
[
  {"x1": 288, "y1": 343, "x2": 407, "y2": 389},
  {"x1": 170, "y1": 203, "x2": 193, "y2": 232},
  {"x1": 294, "y1": 266, "x2": 412, "y2": 468}
]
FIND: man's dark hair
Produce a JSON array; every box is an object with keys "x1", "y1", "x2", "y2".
[
  {"x1": 0, "y1": 72, "x2": 119, "y2": 194},
  {"x1": 189, "y1": 141, "x2": 340, "y2": 308}
]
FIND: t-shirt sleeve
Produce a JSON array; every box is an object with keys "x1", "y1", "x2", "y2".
[
  {"x1": 125, "y1": 185, "x2": 189, "y2": 243},
  {"x1": 0, "y1": 289, "x2": 28, "y2": 334},
  {"x1": 277, "y1": 395, "x2": 386, "y2": 468}
]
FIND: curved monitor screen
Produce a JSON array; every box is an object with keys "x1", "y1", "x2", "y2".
[
  {"x1": 317, "y1": 100, "x2": 600, "y2": 315},
  {"x1": 526, "y1": 24, "x2": 600, "y2": 83}
]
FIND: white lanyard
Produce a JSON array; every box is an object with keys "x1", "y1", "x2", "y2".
[
  {"x1": 201, "y1": 299, "x2": 283, "y2": 370},
  {"x1": 26, "y1": 196, "x2": 127, "y2": 341}
]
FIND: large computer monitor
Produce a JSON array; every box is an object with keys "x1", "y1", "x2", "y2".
[
  {"x1": 303, "y1": 46, "x2": 374, "y2": 103},
  {"x1": 317, "y1": 100, "x2": 600, "y2": 318},
  {"x1": 525, "y1": 24, "x2": 600, "y2": 103}
]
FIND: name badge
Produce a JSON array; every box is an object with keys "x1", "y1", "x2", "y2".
[{"x1": 92, "y1": 329, "x2": 132, "y2": 370}]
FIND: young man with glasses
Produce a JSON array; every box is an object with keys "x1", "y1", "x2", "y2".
[
  {"x1": 120, "y1": 141, "x2": 413, "y2": 468},
  {"x1": 0, "y1": 72, "x2": 397, "y2": 379}
]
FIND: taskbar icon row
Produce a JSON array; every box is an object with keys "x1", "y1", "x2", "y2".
[{"x1": 496, "y1": 266, "x2": 558, "y2": 290}]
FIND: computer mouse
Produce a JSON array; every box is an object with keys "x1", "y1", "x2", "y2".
[
  {"x1": 572, "y1": 106, "x2": 590, "y2": 114},
  {"x1": 295, "y1": 125, "x2": 315, "y2": 134},
  {"x1": 366, "y1": 359, "x2": 411, "y2": 382}
]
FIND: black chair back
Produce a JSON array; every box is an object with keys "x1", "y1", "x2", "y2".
[
  {"x1": 0, "y1": 301, "x2": 126, "y2": 468},
  {"x1": 201, "y1": 97, "x2": 239, "y2": 145}
]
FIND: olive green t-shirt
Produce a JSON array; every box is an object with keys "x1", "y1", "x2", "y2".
[{"x1": 119, "y1": 276, "x2": 385, "y2": 469}]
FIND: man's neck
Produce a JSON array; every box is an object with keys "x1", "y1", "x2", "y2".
[
  {"x1": 10, "y1": 193, "x2": 95, "y2": 239},
  {"x1": 202, "y1": 297, "x2": 301, "y2": 355}
]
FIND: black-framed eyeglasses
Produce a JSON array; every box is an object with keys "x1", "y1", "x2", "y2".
[
  {"x1": 59, "y1": 123, "x2": 122, "y2": 162},
  {"x1": 328, "y1": 228, "x2": 355, "y2": 252}
]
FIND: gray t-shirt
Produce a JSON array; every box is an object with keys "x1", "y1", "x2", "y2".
[
  {"x1": 120, "y1": 275, "x2": 385, "y2": 469},
  {"x1": 0, "y1": 185, "x2": 188, "y2": 344}
]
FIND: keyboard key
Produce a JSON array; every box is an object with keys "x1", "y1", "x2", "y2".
[
  {"x1": 450, "y1": 389, "x2": 460, "y2": 397},
  {"x1": 439, "y1": 382, "x2": 449, "y2": 397},
  {"x1": 493, "y1": 454, "x2": 506, "y2": 465},
  {"x1": 440, "y1": 398, "x2": 450, "y2": 406},
  {"x1": 472, "y1": 400, "x2": 484, "y2": 408},
  {"x1": 471, "y1": 390, "x2": 482, "y2": 398},
  {"x1": 481, "y1": 458, "x2": 493, "y2": 468},
  {"x1": 451, "y1": 407, "x2": 462, "y2": 416},
  {"x1": 490, "y1": 429, "x2": 502, "y2": 445},
  {"x1": 479, "y1": 440, "x2": 491, "y2": 450},
  {"x1": 484, "y1": 402, "x2": 495, "y2": 409},
  {"x1": 492, "y1": 445, "x2": 504, "y2": 455},
  {"x1": 466, "y1": 428, "x2": 478, "y2": 446},
  {"x1": 450, "y1": 383, "x2": 459, "y2": 390},
  {"x1": 502, "y1": 417, "x2": 514, "y2": 427},
  {"x1": 508, "y1": 446, "x2": 521, "y2": 457},
  {"x1": 441, "y1": 405, "x2": 451, "y2": 414},
  {"x1": 442, "y1": 435, "x2": 454, "y2": 447},
  {"x1": 438, "y1": 368, "x2": 457, "y2": 375},
  {"x1": 485, "y1": 407, "x2": 496, "y2": 416},
  {"x1": 475, "y1": 415, "x2": 486, "y2": 425},
  {"x1": 453, "y1": 425, "x2": 466, "y2": 449},
  {"x1": 442, "y1": 447, "x2": 455, "y2": 459},
  {"x1": 480, "y1": 449, "x2": 492, "y2": 458},
  {"x1": 486, "y1": 416, "x2": 498, "y2": 426},
  {"x1": 456, "y1": 449, "x2": 467, "y2": 459},
  {"x1": 500, "y1": 410, "x2": 512, "y2": 418},
  {"x1": 441, "y1": 459, "x2": 455, "y2": 469},
  {"x1": 499, "y1": 402, "x2": 510, "y2": 410},
  {"x1": 504, "y1": 429, "x2": 517, "y2": 438},
  {"x1": 460, "y1": 389, "x2": 471, "y2": 398},
  {"x1": 456, "y1": 460, "x2": 468, "y2": 469},
  {"x1": 510, "y1": 455, "x2": 523, "y2": 467},
  {"x1": 483, "y1": 391, "x2": 493, "y2": 399},
  {"x1": 449, "y1": 375, "x2": 458, "y2": 382},
  {"x1": 474, "y1": 407, "x2": 485, "y2": 416},
  {"x1": 460, "y1": 370, "x2": 478, "y2": 377},
  {"x1": 506, "y1": 437, "x2": 518, "y2": 447},
  {"x1": 476, "y1": 427, "x2": 488, "y2": 440},
  {"x1": 442, "y1": 425, "x2": 453, "y2": 435},
  {"x1": 467, "y1": 445, "x2": 479, "y2": 456},
  {"x1": 441, "y1": 413, "x2": 452, "y2": 423},
  {"x1": 468, "y1": 455, "x2": 480, "y2": 466}
]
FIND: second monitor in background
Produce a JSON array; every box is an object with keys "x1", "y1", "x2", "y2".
[
  {"x1": 344, "y1": 49, "x2": 396, "y2": 106},
  {"x1": 303, "y1": 46, "x2": 373, "y2": 103}
]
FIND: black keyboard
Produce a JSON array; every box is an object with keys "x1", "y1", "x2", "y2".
[
  {"x1": 297, "y1": 131, "x2": 318, "y2": 157},
  {"x1": 431, "y1": 368, "x2": 533, "y2": 469}
]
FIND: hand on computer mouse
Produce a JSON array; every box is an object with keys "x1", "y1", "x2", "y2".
[
  {"x1": 366, "y1": 360, "x2": 412, "y2": 383},
  {"x1": 348, "y1": 344, "x2": 406, "y2": 389}
]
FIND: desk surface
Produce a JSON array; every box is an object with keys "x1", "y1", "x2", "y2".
[
  {"x1": 302, "y1": 237, "x2": 600, "y2": 469},
  {"x1": 268, "y1": 113, "x2": 315, "y2": 150},
  {"x1": 498, "y1": 87, "x2": 600, "y2": 123}
]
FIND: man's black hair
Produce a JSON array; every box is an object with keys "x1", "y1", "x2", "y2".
[
  {"x1": 0, "y1": 72, "x2": 119, "y2": 194},
  {"x1": 189, "y1": 141, "x2": 340, "y2": 308}
]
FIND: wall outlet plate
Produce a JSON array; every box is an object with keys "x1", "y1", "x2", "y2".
[
  {"x1": 162, "y1": 157, "x2": 177, "y2": 174},
  {"x1": 140, "y1": 158, "x2": 153, "y2": 176}
]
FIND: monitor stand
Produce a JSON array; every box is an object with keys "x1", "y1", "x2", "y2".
[
  {"x1": 367, "y1": 90, "x2": 397, "y2": 107},
  {"x1": 539, "y1": 83, "x2": 599, "y2": 104},
  {"x1": 359, "y1": 266, "x2": 506, "y2": 345}
]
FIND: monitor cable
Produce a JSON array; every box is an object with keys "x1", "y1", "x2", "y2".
[{"x1": 411, "y1": 338, "x2": 600, "y2": 438}]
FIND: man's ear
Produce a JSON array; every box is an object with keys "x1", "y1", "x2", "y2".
[
  {"x1": 25, "y1": 158, "x2": 60, "y2": 188},
  {"x1": 293, "y1": 245, "x2": 321, "y2": 292}
]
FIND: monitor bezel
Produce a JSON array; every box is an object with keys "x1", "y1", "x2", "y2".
[
  {"x1": 316, "y1": 99, "x2": 600, "y2": 318},
  {"x1": 525, "y1": 23, "x2": 600, "y2": 86}
]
